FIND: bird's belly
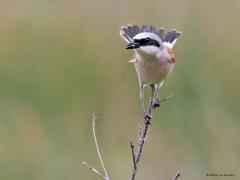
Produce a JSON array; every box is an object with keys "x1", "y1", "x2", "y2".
[{"x1": 135, "y1": 60, "x2": 174, "y2": 84}]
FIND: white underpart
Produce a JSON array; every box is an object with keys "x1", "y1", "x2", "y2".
[{"x1": 134, "y1": 50, "x2": 174, "y2": 85}]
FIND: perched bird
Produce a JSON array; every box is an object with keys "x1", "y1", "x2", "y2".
[{"x1": 119, "y1": 24, "x2": 182, "y2": 119}]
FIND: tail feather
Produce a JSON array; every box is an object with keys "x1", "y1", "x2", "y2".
[{"x1": 119, "y1": 24, "x2": 182, "y2": 47}]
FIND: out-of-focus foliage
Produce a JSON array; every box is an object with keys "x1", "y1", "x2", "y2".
[{"x1": 0, "y1": 0, "x2": 239, "y2": 179}]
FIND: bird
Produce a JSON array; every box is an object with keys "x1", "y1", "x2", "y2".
[{"x1": 119, "y1": 24, "x2": 182, "y2": 120}]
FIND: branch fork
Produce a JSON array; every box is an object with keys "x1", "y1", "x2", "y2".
[{"x1": 82, "y1": 91, "x2": 181, "y2": 180}]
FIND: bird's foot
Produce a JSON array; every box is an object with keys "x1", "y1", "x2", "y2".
[
  {"x1": 153, "y1": 98, "x2": 161, "y2": 109},
  {"x1": 143, "y1": 112, "x2": 152, "y2": 125}
]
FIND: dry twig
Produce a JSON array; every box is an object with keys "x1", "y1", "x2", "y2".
[
  {"x1": 81, "y1": 113, "x2": 110, "y2": 180},
  {"x1": 82, "y1": 92, "x2": 180, "y2": 180},
  {"x1": 130, "y1": 85, "x2": 176, "y2": 180},
  {"x1": 172, "y1": 172, "x2": 181, "y2": 180},
  {"x1": 130, "y1": 142, "x2": 137, "y2": 170},
  {"x1": 81, "y1": 162, "x2": 105, "y2": 179},
  {"x1": 130, "y1": 84, "x2": 155, "y2": 180}
]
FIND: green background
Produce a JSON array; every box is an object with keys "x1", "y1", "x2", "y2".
[{"x1": 0, "y1": 0, "x2": 239, "y2": 179}]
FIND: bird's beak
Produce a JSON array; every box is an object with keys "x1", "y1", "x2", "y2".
[{"x1": 126, "y1": 42, "x2": 140, "y2": 49}]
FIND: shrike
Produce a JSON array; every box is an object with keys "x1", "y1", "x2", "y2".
[{"x1": 120, "y1": 24, "x2": 182, "y2": 119}]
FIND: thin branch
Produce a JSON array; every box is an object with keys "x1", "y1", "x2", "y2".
[
  {"x1": 92, "y1": 113, "x2": 110, "y2": 180},
  {"x1": 82, "y1": 92, "x2": 179, "y2": 180},
  {"x1": 81, "y1": 161, "x2": 105, "y2": 179},
  {"x1": 81, "y1": 113, "x2": 110, "y2": 180},
  {"x1": 172, "y1": 172, "x2": 181, "y2": 180},
  {"x1": 137, "y1": 123, "x2": 142, "y2": 146},
  {"x1": 130, "y1": 84, "x2": 155, "y2": 180},
  {"x1": 130, "y1": 142, "x2": 137, "y2": 170},
  {"x1": 160, "y1": 93, "x2": 174, "y2": 103}
]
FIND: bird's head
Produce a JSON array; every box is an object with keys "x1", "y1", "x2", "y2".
[{"x1": 126, "y1": 32, "x2": 163, "y2": 56}]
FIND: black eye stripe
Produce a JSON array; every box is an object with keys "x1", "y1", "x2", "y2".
[
  {"x1": 134, "y1": 39, "x2": 141, "y2": 43},
  {"x1": 148, "y1": 39, "x2": 160, "y2": 47},
  {"x1": 134, "y1": 38, "x2": 160, "y2": 47}
]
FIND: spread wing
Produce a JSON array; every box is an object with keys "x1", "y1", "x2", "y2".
[{"x1": 120, "y1": 24, "x2": 182, "y2": 48}]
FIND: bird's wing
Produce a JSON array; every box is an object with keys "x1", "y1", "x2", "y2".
[{"x1": 120, "y1": 24, "x2": 182, "y2": 47}]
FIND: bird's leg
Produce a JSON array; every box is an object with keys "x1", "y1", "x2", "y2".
[
  {"x1": 140, "y1": 84, "x2": 144, "y2": 114},
  {"x1": 139, "y1": 84, "x2": 151, "y2": 122},
  {"x1": 153, "y1": 83, "x2": 161, "y2": 109}
]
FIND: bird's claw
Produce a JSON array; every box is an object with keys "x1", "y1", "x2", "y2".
[{"x1": 153, "y1": 98, "x2": 161, "y2": 109}]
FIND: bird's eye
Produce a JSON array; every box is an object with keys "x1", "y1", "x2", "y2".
[{"x1": 145, "y1": 38, "x2": 151, "y2": 41}]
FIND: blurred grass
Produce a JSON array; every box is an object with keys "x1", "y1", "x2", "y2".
[{"x1": 0, "y1": 0, "x2": 239, "y2": 179}]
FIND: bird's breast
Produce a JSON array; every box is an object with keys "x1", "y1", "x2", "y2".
[{"x1": 134, "y1": 53, "x2": 174, "y2": 84}]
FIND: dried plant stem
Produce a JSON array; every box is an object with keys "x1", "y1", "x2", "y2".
[
  {"x1": 81, "y1": 113, "x2": 110, "y2": 180},
  {"x1": 160, "y1": 93, "x2": 174, "y2": 103},
  {"x1": 130, "y1": 84, "x2": 155, "y2": 180},
  {"x1": 137, "y1": 123, "x2": 142, "y2": 144},
  {"x1": 92, "y1": 113, "x2": 110, "y2": 180},
  {"x1": 81, "y1": 162, "x2": 105, "y2": 179},
  {"x1": 172, "y1": 172, "x2": 181, "y2": 180},
  {"x1": 130, "y1": 142, "x2": 137, "y2": 170},
  {"x1": 130, "y1": 86, "x2": 177, "y2": 180},
  {"x1": 82, "y1": 93, "x2": 180, "y2": 180}
]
